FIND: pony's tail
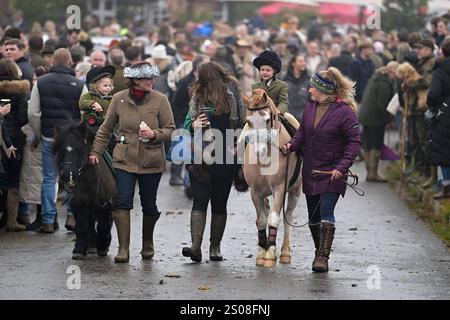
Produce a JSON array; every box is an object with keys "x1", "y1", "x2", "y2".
[{"x1": 320, "y1": 67, "x2": 357, "y2": 113}]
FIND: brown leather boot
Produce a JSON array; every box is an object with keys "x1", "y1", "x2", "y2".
[
  {"x1": 141, "y1": 213, "x2": 160, "y2": 260},
  {"x1": 182, "y1": 210, "x2": 206, "y2": 262},
  {"x1": 367, "y1": 150, "x2": 387, "y2": 182},
  {"x1": 112, "y1": 209, "x2": 130, "y2": 263},
  {"x1": 421, "y1": 166, "x2": 437, "y2": 188},
  {"x1": 312, "y1": 222, "x2": 336, "y2": 272},
  {"x1": 6, "y1": 188, "x2": 26, "y2": 232},
  {"x1": 209, "y1": 213, "x2": 227, "y2": 261},
  {"x1": 308, "y1": 223, "x2": 320, "y2": 265}
]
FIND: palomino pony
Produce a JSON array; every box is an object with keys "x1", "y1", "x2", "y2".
[
  {"x1": 54, "y1": 122, "x2": 116, "y2": 260},
  {"x1": 241, "y1": 89, "x2": 302, "y2": 267}
]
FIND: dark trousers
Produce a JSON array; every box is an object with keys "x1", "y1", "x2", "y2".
[
  {"x1": 189, "y1": 170, "x2": 235, "y2": 215},
  {"x1": 361, "y1": 125, "x2": 385, "y2": 151},
  {"x1": 409, "y1": 115, "x2": 427, "y2": 171},
  {"x1": 114, "y1": 169, "x2": 162, "y2": 216},
  {"x1": 305, "y1": 192, "x2": 340, "y2": 224}
]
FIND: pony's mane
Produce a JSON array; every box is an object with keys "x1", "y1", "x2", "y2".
[{"x1": 53, "y1": 124, "x2": 89, "y2": 167}]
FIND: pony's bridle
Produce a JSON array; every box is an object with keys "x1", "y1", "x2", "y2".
[
  {"x1": 61, "y1": 150, "x2": 88, "y2": 187},
  {"x1": 246, "y1": 104, "x2": 284, "y2": 152}
]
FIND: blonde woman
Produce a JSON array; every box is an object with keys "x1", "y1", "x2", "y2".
[
  {"x1": 282, "y1": 67, "x2": 361, "y2": 272},
  {"x1": 396, "y1": 62, "x2": 429, "y2": 176}
]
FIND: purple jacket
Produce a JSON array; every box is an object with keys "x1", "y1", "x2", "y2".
[{"x1": 290, "y1": 99, "x2": 361, "y2": 196}]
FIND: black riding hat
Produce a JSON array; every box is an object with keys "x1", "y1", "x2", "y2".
[
  {"x1": 253, "y1": 50, "x2": 282, "y2": 74},
  {"x1": 86, "y1": 65, "x2": 115, "y2": 85}
]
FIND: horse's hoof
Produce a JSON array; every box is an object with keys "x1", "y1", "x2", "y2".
[
  {"x1": 256, "y1": 258, "x2": 265, "y2": 266},
  {"x1": 87, "y1": 247, "x2": 97, "y2": 254},
  {"x1": 279, "y1": 255, "x2": 291, "y2": 264},
  {"x1": 72, "y1": 253, "x2": 86, "y2": 260},
  {"x1": 263, "y1": 259, "x2": 276, "y2": 267}
]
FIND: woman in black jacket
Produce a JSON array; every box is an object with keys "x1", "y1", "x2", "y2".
[
  {"x1": 283, "y1": 53, "x2": 310, "y2": 121},
  {"x1": 0, "y1": 58, "x2": 30, "y2": 231},
  {"x1": 427, "y1": 38, "x2": 450, "y2": 199}
]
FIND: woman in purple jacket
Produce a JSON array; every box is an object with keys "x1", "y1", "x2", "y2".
[{"x1": 283, "y1": 67, "x2": 361, "y2": 272}]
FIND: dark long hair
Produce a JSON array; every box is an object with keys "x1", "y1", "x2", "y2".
[{"x1": 190, "y1": 61, "x2": 239, "y2": 114}]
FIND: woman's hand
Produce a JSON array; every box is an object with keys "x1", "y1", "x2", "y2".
[
  {"x1": 139, "y1": 127, "x2": 156, "y2": 140},
  {"x1": 192, "y1": 114, "x2": 209, "y2": 129},
  {"x1": 92, "y1": 102, "x2": 103, "y2": 112},
  {"x1": 0, "y1": 104, "x2": 11, "y2": 117},
  {"x1": 281, "y1": 143, "x2": 292, "y2": 154},
  {"x1": 331, "y1": 169, "x2": 343, "y2": 181},
  {"x1": 89, "y1": 155, "x2": 99, "y2": 165},
  {"x1": 6, "y1": 145, "x2": 17, "y2": 158}
]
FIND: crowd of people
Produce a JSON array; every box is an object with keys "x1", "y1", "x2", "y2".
[{"x1": 0, "y1": 9, "x2": 450, "y2": 270}]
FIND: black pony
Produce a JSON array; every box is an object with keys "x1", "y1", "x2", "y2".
[{"x1": 54, "y1": 122, "x2": 116, "y2": 260}]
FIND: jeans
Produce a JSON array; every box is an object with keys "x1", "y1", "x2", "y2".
[
  {"x1": 41, "y1": 139, "x2": 58, "y2": 224},
  {"x1": 114, "y1": 169, "x2": 162, "y2": 216},
  {"x1": 305, "y1": 192, "x2": 340, "y2": 224}
]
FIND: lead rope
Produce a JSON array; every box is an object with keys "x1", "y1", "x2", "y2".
[{"x1": 281, "y1": 152, "x2": 365, "y2": 228}]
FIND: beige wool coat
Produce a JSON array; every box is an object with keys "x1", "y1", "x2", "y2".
[{"x1": 91, "y1": 89, "x2": 175, "y2": 174}]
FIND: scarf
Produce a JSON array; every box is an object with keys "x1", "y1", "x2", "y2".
[{"x1": 131, "y1": 87, "x2": 149, "y2": 104}]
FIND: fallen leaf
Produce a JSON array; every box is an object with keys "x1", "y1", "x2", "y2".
[
  {"x1": 198, "y1": 285, "x2": 210, "y2": 291},
  {"x1": 159, "y1": 280, "x2": 164, "y2": 285},
  {"x1": 165, "y1": 211, "x2": 175, "y2": 215},
  {"x1": 246, "y1": 254, "x2": 253, "y2": 258},
  {"x1": 348, "y1": 227, "x2": 357, "y2": 231},
  {"x1": 165, "y1": 273, "x2": 181, "y2": 278}
]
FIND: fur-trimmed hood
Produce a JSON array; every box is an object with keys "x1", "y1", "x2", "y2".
[{"x1": 0, "y1": 77, "x2": 30, "y2": 95}]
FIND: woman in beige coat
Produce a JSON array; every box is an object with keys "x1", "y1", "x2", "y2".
[{"x1": 89, "y1": 62, "x2": 175, "y2": 263}]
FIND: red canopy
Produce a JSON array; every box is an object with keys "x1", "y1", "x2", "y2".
[
  {"x1": 258, "y1": 2, "x2": 317, "y2": 17},
  {"x1": 319, "y1": 3, "x2": 370, "y2": 25}
]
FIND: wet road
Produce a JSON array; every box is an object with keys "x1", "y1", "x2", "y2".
[{"x1": 0, "y1": 161, "x2": 449, "y2": 300}]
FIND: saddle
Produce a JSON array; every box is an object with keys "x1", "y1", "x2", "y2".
[
  {"x1": 280, "y1": 113, "x2": 301, "y2": 188},
  {"x1": 279, "y1": 113, "x2": 299, "y2": 138}
]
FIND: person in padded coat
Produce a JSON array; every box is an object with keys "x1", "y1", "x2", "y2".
[{"x1": 283, "y1": 67, "x2": 361, "y2": 273}]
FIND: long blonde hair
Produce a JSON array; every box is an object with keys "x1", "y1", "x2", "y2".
[
  {"x1": 318, "y1": 67, "x2": 357, "y2": 112},
  {"x1": 396, "y1": 62, "x2": 421, "y2": 87}
]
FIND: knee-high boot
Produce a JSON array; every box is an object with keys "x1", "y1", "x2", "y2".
[
  {"x1": 312, "y1": 222, "x2": 336, "y2": 272},
  {"x1": 6, "y1": 188, "x2": 25, "y2": 232},
  {"x1": 182, "y1": 210, "x2": 206, "y2": 262},
  {"x1": 141, "y1": 213, "x2": 160, "y2": 259},
  {"x1": 308, "y1": 223, "x2": 321, "y2": 265},
  {"x1": 209, "y1": 213, "x2": 227, "y2": 261},
  {"x1": 112, "y1": 209, "x2": 130, "y2": 263}
]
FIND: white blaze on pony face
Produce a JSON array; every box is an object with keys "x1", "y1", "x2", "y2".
[{"x1": 246, "y1": 109, "x2": 271, "y2": 157}]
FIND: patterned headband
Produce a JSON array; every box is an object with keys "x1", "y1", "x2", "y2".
[
  {"x1": 124, "y1": 64, "x2": 160, "y2": 79},
  {"x1": 309, "y1": 73, "x2": 335, "y2": 95}
]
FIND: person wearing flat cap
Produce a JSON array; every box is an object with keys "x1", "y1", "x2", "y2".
[
  {"x1": 251, "y1": 49, "x2": 289, "y2": 113},
  {"x1": 79, "y1": 65, "x2": 115, "y2": 127},
  {"x1": 415, "y1": 39, "x2": 436, "y2": 85},
  {"x1": 89, "y1": 61, "x2": 176, "y2": 263}
]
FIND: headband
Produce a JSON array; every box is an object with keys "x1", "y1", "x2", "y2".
[{"x1": 309, "y1": 73, "x2": 336, "y2": 95}]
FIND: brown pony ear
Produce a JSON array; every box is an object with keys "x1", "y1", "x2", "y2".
[
  {"x1": 261, "y1": 90, "x2": 268, "y2": 103},
  {"x1": 241, "y1": 92, "x2": 251, "y2": 106}
]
